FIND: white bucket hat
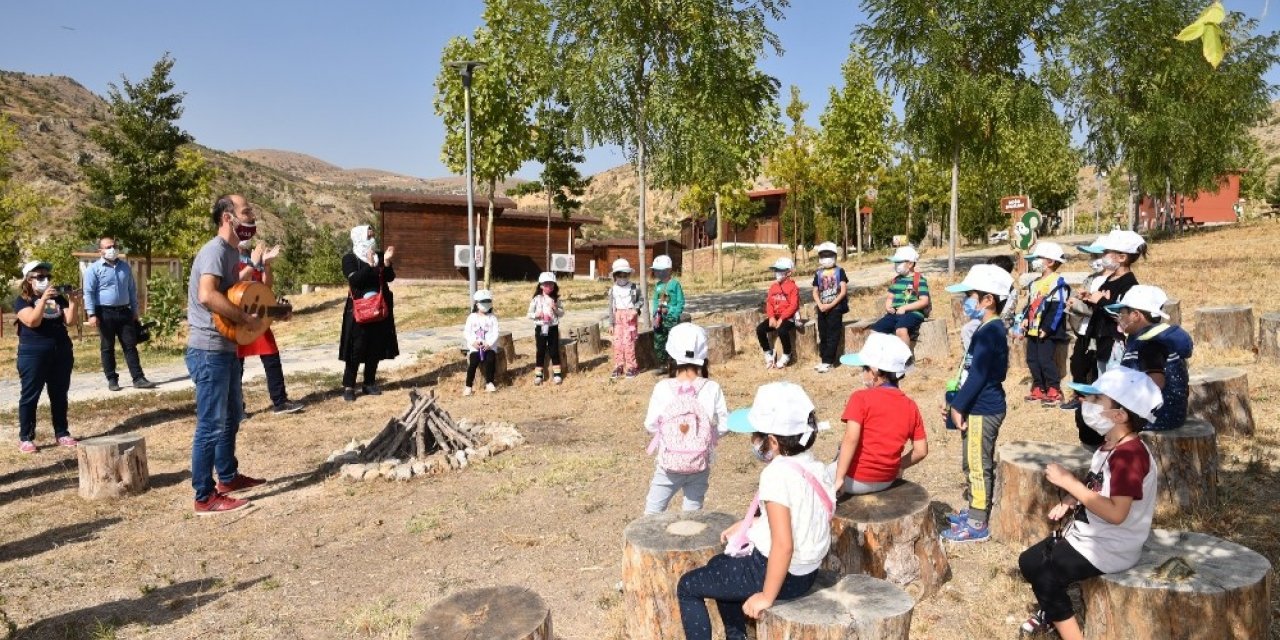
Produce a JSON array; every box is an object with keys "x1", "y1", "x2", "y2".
[
  {"x1": 611, "y1": 258, "x2": 632, "y2": 274},
  {"x1": 1068, "y1": 367, "x2": 1163, "y2": 421},
  {"x1": 651, "y1": 255, "x2": 673, "y2": 271},
  {"x1": 770, "y1": 257, "x2": 795, "y2": 271},
  {"x1": 665, "y1": 323, "x2": 709, "y2": 366},
  {"x1": 473, "y1": 289, "x2": 494, "y2": 303},
  {"x1": 945, "y1": 264, "x2": 1014, "y2": 298},
  {"x1": 1028, "y1": 241, "x2": 1067, "y2": 263},
  {"x1": 815, "y1": 241, "x2": 839, "y2": 256},
  {"x1": 537, "y1": 272, "x2": 556, "y2": 284},
  {"x1": 839, "y1": 332, "x2": 913, "y2": 374},
  {"x1": 889, "y1": 246, "x2": 920, "y2": 263},
  {"x1": 1105, "y1": 284, "x2": 1169, "y2": 319},
  {"x1": 726, "y1": 382, "x2": 818, "y2": 444}
]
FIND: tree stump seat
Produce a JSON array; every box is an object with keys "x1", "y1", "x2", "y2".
[
  {"x1": 1139, "y1": 419, "x2": 1218, "y2": 516},
  {"x1": 635, "y1": 328, "x2": 658, "y2": 371},
  {"x1": 411, "y1": 586, "x2": 551, "y2": 640},
  {"x1": 622, "y1": 510, "x2": 736, "y2": 640},
  {"x1": 724, "y1": 308, "x2": 763, "y2": 354},
  {"x1": 1193, "y1": 305, "x2": 1255, "y2": 351},
  {"x1": 567, "y1": 323, "x2": 602, "y2": 357},
  {"x1": 1187, "y1": 367, "x2": 1254, "y2": 437},
  {"x1": 704, "y1": 323, "x2": 736, "y2": 365},
  {"x1": 495, "y1": 331, "x2": 516, "y2": 360},
  {"x1": 843, "y1": 318, "x2": 876, "y2": 355},
  {"x1": 756, "y1": 573, "x2": 914, "y2": 640},
  {"x1": 1081, "y1": 529, "x2": 1272, "y2": 639},
  {"x1": 991, "y1": 441, "x2": 1094, "y2": 547},
  {"x1": 821, "y1": 480, "x2": 950, "y2": 599},
  {"x1": 1259, "y1": 311, "x2": 1280, "y2": 364},
  {"x1": 910, "y1": 318, "x2": 949, "y2": 364},
  {"x1": 77, "y1": 434, "x2": 149, "y2": 500}
]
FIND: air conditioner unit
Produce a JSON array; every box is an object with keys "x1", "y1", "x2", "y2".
[
  {"x1": 550, "y1": 253, "x2": 575, "y2": 273},
  {"x1": 454, "y1": 245, "x2": 485, "y2": 268}
]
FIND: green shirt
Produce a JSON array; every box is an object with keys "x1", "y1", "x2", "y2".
[
  {"x1": 653, "y1": 278, "x2": 685, "y2": 327},
  {"x1": 888, "y1": 272, "x2": 930, "y2": 319}
]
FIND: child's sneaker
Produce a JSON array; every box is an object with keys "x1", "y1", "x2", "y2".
[
  {"x1": 763, "y1": 351, "x2": 775, "y2": 369},
  {"x1": 553, "y1": 375, "x2": 563, "y2": 385},
  {"x1": 533, "y1": 373, "x2": 544, "y2": 386},
  {"x1": 625, "y1": 369, "x2": 639, "y2": 379},
  {"x1": 462, "y1": 386, "x2": 474, "y2": 397},
  {"x1": 18, "y1": 441, "x2": 37, "y2": 454},
  {"x1": 485, "y1": 383, "x2": 497, "y2": 393},
  {"x1": 775, "y1": 354, "x2": 790, "y2": 369},
  {"x1": 610, "y1": 367, "x2": 624, "y2": 380},
  {"x1": 57, "y1": 436, "x2": 79, "y2": 448},
  {"x1": 946, "y1": 508, "x2": 969, "y2": 527},
  {"x1": 815, "y1": 363, "x2": 831, "y2": 373},
  {"x1": 1041, "y1": 388, "x2": 1063, "y2": 407},
  {"x1": 941, "y1": 518, "x2": 990, "y2": 543},
  {"x1": 1025, "y1": 387, "x2": 1046, "y2": 402},
  {"x1": 1020, "y1": 610, "x2": 1056, "y2": 637},
  {"x1": 1060, "y1": 396, "x2": 1082, "y2": 411}
]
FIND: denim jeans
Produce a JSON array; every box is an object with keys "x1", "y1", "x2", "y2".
[
  {"x1": 16, "y1": 341, "x2": 74, "y2": 442},
  {"x1": 186, "y1": 348, "x2": 243, "y2": 502},
  {"x1": 677, "y1": 550, "x2": 817, "y2": 640},
  {"x1": 643, "y1": 467, "x2": 710, "y2": 515}
]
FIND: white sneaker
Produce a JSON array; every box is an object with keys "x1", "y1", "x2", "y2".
[
  {"x1": 763, "y1": 351, "x2": 775, "y2": 369},
  {"x1": 463, "y1": 386, "x2": 473, "y2": 396},
  {"x1": 776, "y1": 354, "x2": 791, "y2": 369},
  {"x1": 816, "y1": 363, "x2": 831, "y2": 373},
  {"x1": 533, "y1": 375, "x2": 544, "y2": 386},
  {"x1": 485, "y1": 383, "x2": 497, "y2": 393},
  {"x1": 813, "y1": 363, "x2": 823, "y2": 371},
  {"x1": 553, "y1": 375, "x2": 563, "y2": 385}
]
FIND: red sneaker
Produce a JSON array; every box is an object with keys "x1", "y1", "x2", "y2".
[
  {"x1": 1024, "y1": 387, "x2": 1045, "y2": 402},
  {"x1": 1042, "y1": 388, "x2": 1063, "y2": 406},
  {"x1": 215, "y1": 474, "x2": 266, "y2": 494},
  {"x1": 194, "y1": 493, "x2": 251, "y2": 515}
]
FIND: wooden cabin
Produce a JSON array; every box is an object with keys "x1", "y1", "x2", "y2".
[
  {"x1": 574, "y1": 238, "x2": 685, "y2": 279},
  {"x1": 679, "y1": 188, "x2": 786, "y2": 249},
  {"x1": 1137, "y1": 174, "x2": 1242, "y2": 229}
]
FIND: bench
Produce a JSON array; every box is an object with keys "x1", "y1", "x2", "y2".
[{"x1": 757, "y1": 573, "x2": 913, "y2": 640}]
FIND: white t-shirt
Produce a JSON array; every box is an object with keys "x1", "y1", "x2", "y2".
[
  {"x1": 746, "y1": 452, "x2": 835, "y2": 575},
  {"x1": 611, "y1": 282, "x2": 638, "y2": 311},
  {"x1": 1066, "y1": 438, "x2": 1157, "y2": 574},
  {"x1": 644, "y1": 378, "x2": 729, "y2": 435},
  {"x1": 462, "y1": 313, "x2": 499, "y2": 353}
]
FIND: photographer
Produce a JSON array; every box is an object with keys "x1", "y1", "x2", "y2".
[
  {"x1": 83, "y1": 237, "x2": 157, "y2": 391},
  {"x1": 14, "y1": 261, "x2": 80, "y2": 454}
]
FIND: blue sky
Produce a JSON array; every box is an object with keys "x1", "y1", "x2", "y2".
[{"x1": 2, "y1": 1, "x2": 1277, "y2": 180}]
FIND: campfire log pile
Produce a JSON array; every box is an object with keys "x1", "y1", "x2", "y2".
[{"x1": 327, "y1": 388, "x2": 524, "y2": 482}]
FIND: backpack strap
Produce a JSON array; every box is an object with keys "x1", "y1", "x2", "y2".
[
  {"x1": 1139, "y1": 323, "x2": 1171, "y2": 341},
  {"x1": 911, "y1": 271, "x2": 921, "y2": 299},
  {"x1": 773, "y1": 458, "x2": 835, "y2": 517}
]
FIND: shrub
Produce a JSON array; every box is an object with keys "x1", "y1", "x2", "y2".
[{"x1": 144, "y1": 269, "x2": 186, "y2": 346}]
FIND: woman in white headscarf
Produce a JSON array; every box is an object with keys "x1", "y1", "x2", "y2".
[{"x1": 339, "y1": 225, "x2": 398, "y2": 402}]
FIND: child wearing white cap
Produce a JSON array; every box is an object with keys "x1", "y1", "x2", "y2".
[
  {"x1": 1017, "y1": 241, "x2": 1072, "y2": 406},
  {"x1": 677, "y1": 382, "x2": 834, "y2": 640},
  {"x1": 810, "y1": 242, "x2": 849, "y2": 373},
  {"x1": 755, "y1": 258, "x2": 800, "y2": 369},
  {"x1": 833, "y1": 333, "x2": 928, "y2": 495},
  {"x1": 607, "y1": 258, "x2": 643, "y2": 379},
  {"x1": 642, "y1": 323, "x2": 728, "y2": 515},
  {"x1": 528, "y1": 272, "x2": 565, "y2": 385},
  {"x1": 1017, "y1": 367, "x2": 1160, "y2": 639},
  {"x1": 650, "y1": 254, "x2": 685, "y2": 371},
  {"x1": 941, "y1": 264, "x2": 1013, "y2": 543},
  {"x1": 1061, "y1": 240, "x2": 1114, "y2": 411},
  {"x1": 462, "y1": 289, "x2": 499, "y2": 395},
  {"x1": 1107, "y1": 285, "x2": 1193, "y2": 432},
  {"x1": 870, "y1": 245, "x2": 931, "y2": 346}
]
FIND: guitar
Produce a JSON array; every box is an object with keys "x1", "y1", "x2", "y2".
[{"x1": 213, "y1": 281, "x2": 293, "y2": 346}]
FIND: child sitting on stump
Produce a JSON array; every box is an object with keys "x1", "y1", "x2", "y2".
[
  {"x1": 870, "y1": 245, "x2": 930, "y2": 347},
  {"x1": 755, "y1": 258, "x2": 800, "y2": 370},
  {"x1": 1107, "y1": 284, "x2": 1192, "y2": 432}
]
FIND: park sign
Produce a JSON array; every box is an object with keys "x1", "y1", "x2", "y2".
[
  {"x1": 1000, "y1": 195, "x2": 1031, "y2": 214},
  {"x1": 1001, "y1": 195, "x2": 1039, "y2": 251}
]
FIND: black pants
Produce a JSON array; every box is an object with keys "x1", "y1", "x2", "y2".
[
  {"x1": 534, "y1": 325, "x2": 561, "y2": 374},
  {"x1": 1078, "y1": 335, "x2": 1119, "y2": 447},
  {"x1": 240, "y1": 354, "x2": 289, "y2": 406},
  {"x1": 342, "y1": 359, "x2": 379, "y2": 389},
  {"x1": 816, "y1": 309, "x2": 845, "y2": 365},
  {"x1": 1026, "y1": 337, "x2": 1061, "y2": 392},
  {"x1": 17, "y1": 342, "x2": 73, "y2": 441},
  {"x1": 466, "y1": 351, "x2": 496, "y2": 387},
  {"x1": 1018, "y1": 536, "x2": 1103, "y2": 623},
  {"x1": 97, "y1": 306, "x2": 144, "y2": 383},
  {"x1": 1068, "y1": 334, "x2": 1096, "y2": 393},
  {"x1": 756, "y1": 319, "x2": 794, "y2": 356}
]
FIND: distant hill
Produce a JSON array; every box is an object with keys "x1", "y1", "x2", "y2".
[{"x1": 230, "y1": 149, "x2": 526, "y2": 195}]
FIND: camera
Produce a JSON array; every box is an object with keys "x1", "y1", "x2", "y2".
[{"x1": 55, "y1": 284, "x2": 75, "y2": 296}]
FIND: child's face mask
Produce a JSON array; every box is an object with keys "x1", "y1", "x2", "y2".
[
  {"x1": 1090, "y1": 258, "x2": 1105, "y2": 273},
  {"x1": 540, "y1": 284, "x2": 553, "y2": 295},
  {"x1": 963, "y1": 294, "x2": 984, "y2": 320},
  {"x1": 1031, "y1": 258, "x2": 1045, "y2": 272},
  {"x1": 615, "y1": 274, "x2": 629, "y2": 285},
  {"x1": 774, "y1": 271, "x2": 787, "y2": 282},
  {"x1": 894, "y1": 262, "x2": 910, "y2": 276},
  {"x1": 819, "y1": 256, "x2": 836, "y2": 268},
  {"x1": 477, "y1": 302, "x2": 492, "y2": 313}
]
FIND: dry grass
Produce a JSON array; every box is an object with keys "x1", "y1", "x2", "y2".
[{"x1": 1, "y1": 221, "x2": 1278, "y2": 639}]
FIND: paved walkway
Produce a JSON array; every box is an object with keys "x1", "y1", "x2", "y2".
[{"x1": 1, "y1": 235, "x2": 1091, "y2": 410}]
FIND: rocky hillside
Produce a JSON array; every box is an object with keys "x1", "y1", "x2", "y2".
[
  {"x1": 230, "y1": 148, "x2": 525, "y2": 195},
  {"x1": 511, "y1": 163, "x2": 686, "y2": 241}
]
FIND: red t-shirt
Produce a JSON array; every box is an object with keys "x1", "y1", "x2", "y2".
[{"x1": 840, "y1": 386, "x2": 926, "y2": 483}]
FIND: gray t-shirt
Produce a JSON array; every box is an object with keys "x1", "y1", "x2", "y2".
[{"x1": 187, "y1": 236, "x2": 240, "y2": 352}]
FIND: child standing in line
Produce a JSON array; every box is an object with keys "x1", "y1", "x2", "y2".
[
  {"x1": 941, "y1": 264, "x2": 1013, "y2": 543},
  {"x1": 462, "y1": 289, "x2": 499, "y2": 396},
  {"x1": 607, "y1": 258, "x2": 643, "y2": 379},
  {"x1": 1061, "y1": 239, "x2": 1112, "y2": 411},
  {"x1": 811, "y1": 242, "x2": 849, "y2": 373},
  {"x1": 961, "y1": 255, "x2": 1016, "y2": 352},
  {"x1": 1018, "y1": 242, "x2": 1072, "y2": 406},
  {"x1": 755, "y1": 258, "x2": 800, "y2": 370},
  {"x1": 650, "y1": 255, "x2": 685, "y2": 372},
  {"x1": 1017, "y1": 367, "x2": 1160, "y2": 639},
  {"x1": 870, "y1": 245, "x2": 931, "y2": 347},
  {"x1": 677, "y1": 382, "x2": 835, "y2": 640},
  {"x1": 642, "y1": 323, "x2": 728, "y2": 515},
  {"x1": 528, "y1": 272, "x2": 565, "y2": 386},
  {"x1": 1107, "y1": 285, "x2": 1193, "y2": 432},
  {"x1": 833, "y1": 333, "x2": 928, "y2": 495}
]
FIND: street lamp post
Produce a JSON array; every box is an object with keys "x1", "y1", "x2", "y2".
[{"x1": 448, "y1": 60, "x2": 485, "y2": 298}]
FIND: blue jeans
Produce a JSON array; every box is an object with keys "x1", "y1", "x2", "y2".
[
  {"x1": 643, "y1": 467, "x2": 710, "y2": 515},
  {"x1": 677, "y1": 551, "x2": 817, "y2": 640},
  {"x1": 186, "y1": 348, "x2": 243, "y2": 502},
  {"x1": 16, "y1": 341, "x2": 74, "y2": 442}
]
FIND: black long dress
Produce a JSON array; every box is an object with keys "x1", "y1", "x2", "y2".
[{"x1": 339, "y1": 253, "x2": 399, "y2": 363}]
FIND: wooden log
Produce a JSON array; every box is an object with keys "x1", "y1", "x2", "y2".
[
  {"x1": 704, "y1": 324, "x2": 735, "y2": 365},
  {"x1": 555, "y1": 338, "x2": 579, "y2": 374},
  {"x1": 791, "y1": 319, "x2": 819, "y2": 364},
  {"x1": 1193, "y1": 305, "x2": 1255, "y2": 351},
  {"x1": 1081, "y1": 529, "x2": 1273, "y2": 640},
  {"x1": 821, "y1": 480, "x2": 950, "y2": 600},
  {"x1": 725, "y1": 309, "x2": 763, "y2": 354},
  {"x1": 570, "y1": 323, "x2": 602, "y2": 357},
  {"x1": 77, "y1": 434, "x2": 149, "y2": 500},
  {"x1": 494, "y1": 348, "x2": 510, "y2": 385},
  {"x1": 1164, "y1": 297, "x2": 1182, "y2": 326},
  {"x1": 622, "y1": 510, "x2": 736, "y2": 640},
  {"x1": 911, "y1": 318, "x2": 949, "y2": 364},
  {"x1": 757, "y1": 573, "x2": 913, "y2": 640},
  {"x1": 411, "y1": 585, "x2": 552, "y2": 640},
  {"x1": 1258, "y1": 311, "x2": 1280, "y2": 364},
  {"x1": 843, "y1": 319, "x2": 876, "y2": 355},
  {"x1": 636, "y1": 328, "x2": 657, "y2": 371},
  {"x1": 950, "y1": 294, "x2": 967, "y2": 327},
  {"x1": 991, "y1": 441, "x2": 1093, "y2": 547},
  {"x1": 1187, "y1": 367, "x2": 1255, "y2": 437},
  {"x1": 1139, "y1": 419, "x2": 1218, "y2": 516},
  {"x1": 496, "y1": 331, "x2": 516, "y2": 360}
]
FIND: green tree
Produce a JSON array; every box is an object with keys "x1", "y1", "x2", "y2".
[
  {"x1": 0, "y1": 115, "x2": 51, "y2": 282},
  {"x1": 818, "y1": 44, "x2": 895, "y2": 257},
  {"x1": 766, "y1": 85, "x2": 818, "y2": 261},
  {"x1": 435, "y1": 0, "x2": 551, "y2": 289},
  {"x1": 553, "y1": 0, "x2": 787, "y2": 314},
  {"x1": 508, "y1": 97, "x2": 591, "y2": 266},
  {"x1": 75, "y1": 54, "x2": 203, "y2": 276},
  {"x1": 860, "y1": 0, "x2": 1058, "y2": 272}
]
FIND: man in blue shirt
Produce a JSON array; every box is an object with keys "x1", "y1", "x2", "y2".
[{"x1": 83, "y1": 236, "x2": 156, "y2": 391}]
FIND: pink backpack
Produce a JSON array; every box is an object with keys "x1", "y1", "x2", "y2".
[{"x1": 647, "y1": 379, "x2": 716, "y2": 474}]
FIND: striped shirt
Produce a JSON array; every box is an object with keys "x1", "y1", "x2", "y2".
[{"x1": 887, "y1": 272, "x2": 930, "y2": 318}]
